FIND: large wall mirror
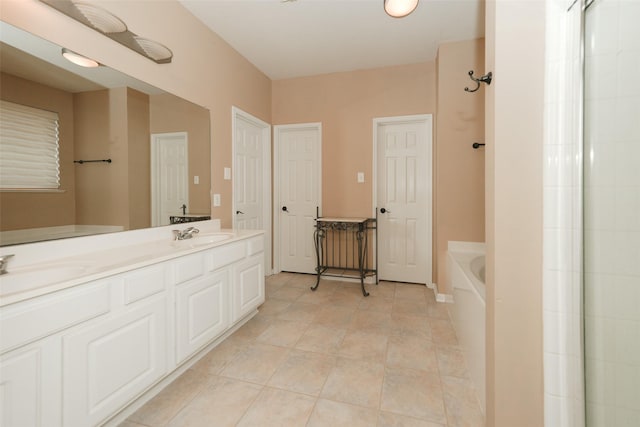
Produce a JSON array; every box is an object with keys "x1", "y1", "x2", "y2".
[{"x1": 0, "y1": 22, "x2": 211, "y2": 246}]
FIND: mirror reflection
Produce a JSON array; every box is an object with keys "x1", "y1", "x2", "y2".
[{"x1": 0, "y1": 22, "x2": 211, "y2": 246}]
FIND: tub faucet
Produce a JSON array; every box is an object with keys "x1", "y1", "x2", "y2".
[
  {"x1": 0, "y1": 254, "x2": 14, "y2": 275},
  {"x1": 173, "y1": 227, "x2": 200, "y2": 241}
]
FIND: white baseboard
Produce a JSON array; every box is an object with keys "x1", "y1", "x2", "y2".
[{"x1": 428, "y1": 282, "x2": 453, "y2": 303}]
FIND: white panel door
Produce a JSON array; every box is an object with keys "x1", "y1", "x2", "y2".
[
  {"x1": 275, "y1": 123, "x2": 321, "y2": 274},
  {"x1": 233, "y1": 107, "x2": 271, "y2": 273},
  {"x1": 375, "y1": 115, "x2": 432, "y2": 284},
  {"x1": 151, "y1": 132, "x2": 188, "y2": 226}
]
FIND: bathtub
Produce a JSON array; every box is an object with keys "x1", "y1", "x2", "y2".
[{"x1": 447, "y1": 241, "x2": 486, "y2": 413}]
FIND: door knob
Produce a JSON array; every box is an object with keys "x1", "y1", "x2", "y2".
[
  {"x1": 236, "y1": 210, "x2": 244, "y2": 215},
  {"x1": 282, "y1": 206, "x2": 289, "y2": 212},
  {"x1": 380, "y1": 208, "x2": 390, "y2": 214}
]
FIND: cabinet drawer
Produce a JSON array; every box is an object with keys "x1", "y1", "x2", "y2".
[
  {"x1": 174, "y1": 252, "x2": 205, "y2": 284},
  {"x1": 208, "y1": 241, "x2": 245, "y2": 272},
  {"x1": 123, "y1": 263, "x2": 167, "y2": 305},
  {"x1": 0, "y1": 280, "x2": 110, "y2": 354},
  {"x1": 247, "y1": 236, "x2": 264, "y2": 256}
]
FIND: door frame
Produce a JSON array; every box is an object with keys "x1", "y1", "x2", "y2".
[
  {"x1": 372, "y1": 114, "x2": 433, "y2": 285},
  {"x1": 150, "y1": 131, "x2": 189, "y2": 227},
  {"x1": 231, "y1": 106, "x2": 272, "y2": 275},
  {"x1": 273, "y1": 122, "x2": 322, "y2": 274}
]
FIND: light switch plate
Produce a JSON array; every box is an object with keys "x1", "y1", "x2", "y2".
[
  {"x1": 224, "y1": 167, "x2": 231, "y2": 180},
  {"x1": 213, "y1": 193, "x2": 221, "y2": 207},
  {"x1": 357, "y1": 172, "x2": 365, "y2": 183},
  {"x1": 193, "y1": 175, "x2": 199, "y2": 184}
]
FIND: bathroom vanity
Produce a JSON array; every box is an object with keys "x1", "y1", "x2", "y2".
[{"x1": 0, "y1": 220, "x2": 265, "y2": 426}]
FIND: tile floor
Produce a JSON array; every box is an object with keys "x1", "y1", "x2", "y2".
[{"x1": 121, "y1": 273, "x2": 484, "y2": 427}]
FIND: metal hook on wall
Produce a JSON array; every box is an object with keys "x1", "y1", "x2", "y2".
[{"x1": 464, "y1": 70, "x2": 493, "y2": 92}]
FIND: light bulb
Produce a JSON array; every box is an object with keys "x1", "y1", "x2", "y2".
[
  {"x1": 384, "y1": 0, "x2": 419, "y2": 18},
  {"x1": 61, "y1": 48, "x2": 99, "y2": 68}
]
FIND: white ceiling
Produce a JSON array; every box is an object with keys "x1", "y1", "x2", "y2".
[{"x1": 179, "y1": 0, "x2": 485, "y2": 80}]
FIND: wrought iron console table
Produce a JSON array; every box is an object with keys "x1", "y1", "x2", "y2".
[{"x1": 311, "y1": 216, "x2": 377, "y2": 296}]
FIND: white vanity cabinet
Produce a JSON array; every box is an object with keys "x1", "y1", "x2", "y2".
[
  {"x1": 233, "y1": 254, "x2": 265, "y2": 322},
  {"x1": 62, "y1": 264, "x2": 170, "y2": 427},
  {"x1": 0, "y1": 231, "x2": 265, "y2": 427},
  {"x1": 0, "y1": 336, "x2": 62, "y2": 427},
  {"x1": 0, "y1": 280, "x2": 111, "y2": 427},
  {"x1": 175, "y1": 249, "x2": 233, "y2": 365},
  {"x1": 232, "y1": 236, "x2": 266, "y2": 322}
]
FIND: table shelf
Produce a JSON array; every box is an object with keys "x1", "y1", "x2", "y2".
[{"x1": 312, "y1": 216, "x2": 377, "y2": 296}]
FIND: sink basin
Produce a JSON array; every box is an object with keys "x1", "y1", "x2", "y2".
[
  {"x1": 0, "y1": 264, "x2": 91, "y2": 296},
  {"x1": 172, "y1": 232, "x2": 235, "y2": 248}
]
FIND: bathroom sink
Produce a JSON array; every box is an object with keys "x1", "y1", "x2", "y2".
[
  {"x1": 172, "y1": 232, "x2": 235, "y2": 248},
  {"x1": 0, "y1": 264, "x2": 91, "y2": 296}
]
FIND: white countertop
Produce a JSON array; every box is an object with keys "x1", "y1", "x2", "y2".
[{"x1": 0, "y1": 220, "x2": 264, "y2": 307}]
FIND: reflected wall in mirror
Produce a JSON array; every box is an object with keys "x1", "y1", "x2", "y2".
[{"x1": 0, "y1": 22, "x2": 211, "y2": 246}]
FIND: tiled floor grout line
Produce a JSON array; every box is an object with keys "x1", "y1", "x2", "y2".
[{"x1": 124, "y1": 273, "x2": 485, "y2": 426}]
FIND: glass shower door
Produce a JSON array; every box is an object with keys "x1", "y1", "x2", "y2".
[{"x1": 583, "y1": 0, "x2": 640, "y2": 425}]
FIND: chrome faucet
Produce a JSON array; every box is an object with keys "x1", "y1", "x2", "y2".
[
  {"x1": 0, "y1": 254, "x2": 14, "y2": 275},
  {"x1": 173, "y1": 227, "x2": 200, "y2": 241}
]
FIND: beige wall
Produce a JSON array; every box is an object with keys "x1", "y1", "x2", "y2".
[
  {"x1": 73, "y1": 87, "x2": 151, "y2": 230},
  {"x1": 434, "y1": 39, "x2": 485, "y2": 294},
  {"x1": 0, "y1": 0, "x2": 272, "y2": 228},
  {"x1": 0, "y1": 72, "x2": 76, "y2": 231},
  {"x1": 484, "y1": 1, "x2": 544, "y2": 425},
  {"x1": 272, "y1": 62, "x2": 436, "y2": 218},
  {"x1": 74, "y1": 88, "x2": 123, "y2": 227},
  {"x1": 126, "y1": 88, "x2": 151, "y2": 230},
  {"x1": 150, "y1": 93, "x2": 211, "y2": 216}
]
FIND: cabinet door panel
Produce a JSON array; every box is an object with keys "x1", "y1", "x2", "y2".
[
  {"x1": 233, "y1": 254, "x2": 265, "y2": 322},
  {"x1": 176, "y1": 270, "x2": 229, "y2": 364},
  {"x1": 0, "y1": 337, "x2": 61, "y2": 427},
  {"x1": 0, "y1": 280, "x2": 110, "y2": 354},
  {"x1": 63, "y1": 297, "x2": 167, "y2": 426}
]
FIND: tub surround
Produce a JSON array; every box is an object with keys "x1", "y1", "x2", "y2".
[
  {"x1": 0, "y1": 220, "x2": 265, "y2": 426},
  {"x1": 448, "y1": 240, "x2": 486, "y2": 413}
]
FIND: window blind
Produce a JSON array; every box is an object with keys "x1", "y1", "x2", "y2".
[{"x1": 0, "y1": 100, "x2": 60, "y2": 189}]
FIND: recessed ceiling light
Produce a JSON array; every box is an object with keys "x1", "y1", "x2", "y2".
[
  {"x1": 384, "y1": 0, "x2": 419, "y2": 18},
  {"x1": 61, "y1": 48, "x2": 100, "y2": 68}
]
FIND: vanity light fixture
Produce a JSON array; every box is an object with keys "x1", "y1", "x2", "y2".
[
  {"x1": 384, "y1": 0, "x2": 419, "y2": 18},
  {"x1": 72, "y1": 2, "x2": 127, "y2": 34},
  {"x1": 39, "y1": 0, "x2": 173, "y2": 64},
  {"x1": 61, "y1": 48, "x2": 100, "y2": 68}
]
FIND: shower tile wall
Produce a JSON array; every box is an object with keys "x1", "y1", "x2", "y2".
[
  {"x1": 583, "y1": 0, "x2": 640, "y2": 425},
  {"x1": 543, "y1": 1, "x2": 584, "y2": 425}
]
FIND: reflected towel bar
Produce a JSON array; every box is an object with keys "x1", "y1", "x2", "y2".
[{"x1": 74, "y1": 159, "x2": 112, "y2": 164}]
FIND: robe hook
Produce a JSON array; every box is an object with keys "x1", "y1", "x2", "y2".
[{"x1": 464, "y1": 70, "x2": 493, "y2": 92}]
